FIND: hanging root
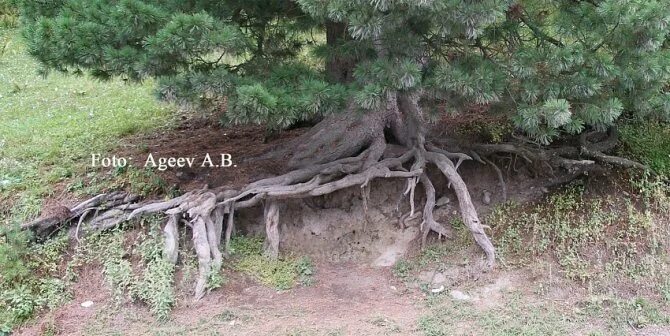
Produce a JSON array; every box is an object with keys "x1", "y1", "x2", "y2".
[
  {"x1": 224, "y1": 202, "x2": 235, "y2": 255},
  {"x1": 163, "y1": 213, "x2": 180, "y2": 265},
  {"x1": 418, "y1": 173, "x2": 453, "y2": 247},
  {"x1": 23, "y1": 130, "x2": 510, "y2": 298},
  {"x1": 425, "y1": 150, "x2": 496, "y2": 267},
  {"x1": 28, "y1": 96, "x2": 654, "y2": 298},
  {"x1": 263, "y1": 200, "x2": 280, "y2": 258},
  {"x1": 482, "y1": 157, "x2": 507, "y2": 202}
]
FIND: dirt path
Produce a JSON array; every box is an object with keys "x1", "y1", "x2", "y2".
[{"x1": 19, "y1": 262, "x2": 425, "y2": 336}]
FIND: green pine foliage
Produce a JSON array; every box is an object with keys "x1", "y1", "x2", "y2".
[{"x1": 18, "y1": 0, "x2": 670, "y2": 141}]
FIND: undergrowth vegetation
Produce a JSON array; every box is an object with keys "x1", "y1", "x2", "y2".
[
  {"x1": 489, "y1": 175, "x2": 670, "y2": 290},
  {"x1": 0, "y1": 26, "x2": 176, "y2": 333},
  {"x1": 0, "y1": 25, "x2": 173, "y2": 334},
  {"x1": 419, "y1": 289, "x2": 670, "y2": 336},
  {"x1": 0, "y1": 231, "x2": 69, "y2": 333},
  {"x1": 0, "y1": 0, "x2": 17, "y2": 29},
  {"x1": 620, "y1": 121, "x2": 670, "y2": 176},
  {"x1": 229, "y1": 236, "x2": 315, "y2": 290},
  {"x1": 409, "y1": 172, "x2": 670, "y2": 336},
  {"x1": 70, "y1": 217, "x2": 176, "y2": 320}
]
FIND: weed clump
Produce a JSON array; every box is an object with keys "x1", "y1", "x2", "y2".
[
  {"x1": 229, "y1": 236, "x2": 315, "y2": 290},
  {"x1": 0, "y1": 229, "x2": 69, "y2": 333},
  {"x1": 488, "y1": 177, "x2": 670, "y2": 289}
]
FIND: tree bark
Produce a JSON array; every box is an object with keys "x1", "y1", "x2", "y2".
[
  {"x1": 263, "y1": 200, "x2": 280, "y2": 258},
  {"x1": 325, "y1": 20, "x2": 355, "y2": 83}
]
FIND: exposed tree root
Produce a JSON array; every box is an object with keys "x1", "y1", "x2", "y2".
[
  {"x1": 482, "y1": 156, "x2": 507, "y2": 202},
  {"x1": 433, "y1": 127, "x2": 649, "y2": 190},
  {"x1": 263, "y1": 200, "x2": 280, "y2": 258},
  {"x1": 22, "y1": 134, "x2": 504, "y2": 299},
  {"x1": 21, "y1": 97, "x2": 647, "y2": 300}
]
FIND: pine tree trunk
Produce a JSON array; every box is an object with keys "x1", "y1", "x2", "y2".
[{"x1": 325, "y1": 20, "x2": 355, "y2": 83}]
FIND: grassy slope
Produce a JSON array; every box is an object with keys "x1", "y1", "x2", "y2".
[
  {"x1": 0, "y1": 29, "x2": 175, "y2": 222},
  {"x1": 0, "y1": 28, "x2": 176, "y2": 333}
]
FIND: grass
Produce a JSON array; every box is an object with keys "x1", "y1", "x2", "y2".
[
  {"x1": 401, "y1": 174, "x2": 670, "y2": 336},
  {"x1": 0, "y1": 230, "x2": 70, "y2": 333},
  {"x1": 419, "y1": 288, "x2": 670, "y2": 336},
  {"x1": 0, "y1": 1, "x2": 17, "y2": 29},
  {"x1": 229, "y1": 236, "x2": 316, "y2": 290},
  {"x1": 69, "y1": 217, "x2": 176, "y2": 320},
  {"x1": 0, "y1": 27, "x2": 175, "y2": 333},
  {"x1": 419, "y1": 292, "x2": 579, "y2": 336},
  {"x1": 487, "y1": 178, "x2": 670, "y2": 288},
  {"x1": 0, "y1": 28, "x2": 175, "y2": 217},
  {"x1": 620, "y1": 121, "x2": 670, "y2": 176}
]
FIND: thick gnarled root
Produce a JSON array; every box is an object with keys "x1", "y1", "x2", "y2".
[{"x1": 22, "y1": 138, "x2": 502, "y2": 298}]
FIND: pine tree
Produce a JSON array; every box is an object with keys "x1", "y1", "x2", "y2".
[{"x1": 19, "y1": 0, "x2": 670, "y2": 298}]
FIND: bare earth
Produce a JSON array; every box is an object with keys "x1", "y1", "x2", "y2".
[{"x1": 17, "y1": 262, "x2": 425, "y2": 336}]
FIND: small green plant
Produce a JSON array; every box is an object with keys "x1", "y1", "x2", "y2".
[
  {"x1": 131, "y1": 224, "x2": 176, "y2": 320},
  {"x1": 0, "y1": 229, "x2": 70, "y2": 333},
  {"x1": 660, "y1": 279, "x2": 670, "y2": 302},
  {"x1": 392, "y1": 259, "x2": 413, "y2": 280},
  {"x1": 296, "y1": 256, "x2": 315, "y2": 286},
  {"x1": 369, "y1": 315, "x2": 401, "y2": 333},
  {"x1": 206, "y1": 267, "x2": 225, "y2": 291},
  {"x1": 215, "y1": 309, "x2": 237, "y2": 322},
  {"x1": 488, "y1": 176, "x2": 670, "y2": 296},
  {"x1": 229, "y1": 236, "x2": 316, "y2": 290}
]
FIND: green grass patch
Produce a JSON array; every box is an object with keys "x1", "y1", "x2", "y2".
[
  {"x1": 580, "y1": 296, "x2": 670, "y2": 334},
  {"x1": 68, "y1": 217, "x2": 175, "y2": 320},
  {"x1": 229, "y1": 236, "x2": 315, "y2": 290},
  {"x1": 419, "y1": 290, "x2": 670, "y2": 336},
  {"x1": 0, "y1": 28, "x2": 176, "y2": 331},
  {"x1": 419, "y1": 292, "x2": 580, "y2": 336},
  {"x1": 620, "y1": 122, "x2": 670, "y2": 176},
  {"x1": 0, "y1": 0, "x2": 17, "y2": 29},
  {"x1": 0, "y1": 230, "x2": 70, "y2": 334},
  {"x1": 0, "y1": 28, "x2": 174, "y2": 202}
]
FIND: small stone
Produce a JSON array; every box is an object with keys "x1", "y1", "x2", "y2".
[
  {"x1": 81, "y1": 301, "x2": 94, "y2": 308},
  {"x1": 541, "y1": 187, "x2": 549, "y2": 194},
  {"x1": 390, "y1": 285, "x2": 398, "y2": 291},
  {"x1": 431, "y1": 285, "x2": 445, "y2": 294},
  {"x1": 449, "y1": 290, "x2": 470, "y2": 301},
  {"x1": 436, "y1": 196, "x2": 451, "y2": 207},
  {"x1": 229, "y1": 320, "x2": 236, "y2": 326},
  {"x1": 482, "y1": 190, "x2": 492, "y2": 205}
]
